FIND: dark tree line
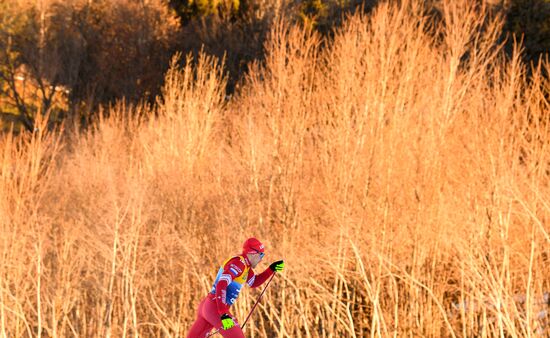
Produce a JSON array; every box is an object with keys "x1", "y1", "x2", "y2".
[{"x1": 1, "y1": 0, "x2": 548, "y2": 132}]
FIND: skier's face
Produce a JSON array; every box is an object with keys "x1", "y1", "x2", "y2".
[{"x1": 247, "y1": 252, "x2": 264, "y2": 268}]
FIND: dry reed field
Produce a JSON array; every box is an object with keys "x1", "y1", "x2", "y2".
[{"x1": 1, "y1": 0, "x2": 549, "y2": 336}]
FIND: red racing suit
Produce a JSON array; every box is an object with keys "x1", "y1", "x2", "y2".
[{"x1": 186, "y1": 255, "x2": 274, "y2": 338}]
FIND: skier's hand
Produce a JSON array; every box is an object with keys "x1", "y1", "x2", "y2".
[
  {"x1": 220, "y1": 313, "x2": 235, "y2": 330},
  {"x1": 269, "y1": 260, "x2": 285, "y2": 272}
]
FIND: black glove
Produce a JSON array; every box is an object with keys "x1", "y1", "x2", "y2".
[{"x1": 269, "y1": 260, "x2": 285, "y2": 272}]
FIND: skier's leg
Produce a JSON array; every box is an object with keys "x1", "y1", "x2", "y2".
[
  {"x1": 201, "y1": 297, "x2": 245, "y2": 338},
  {"x1": 186, "y1": 298, "x2": 214, "y2": 338}
]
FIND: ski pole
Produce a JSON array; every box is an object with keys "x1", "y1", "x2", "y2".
[
  {"x1": 206, "y1": 272, "x2": 276, "y2": 337},
  {"x1": 241, "y1": 272, "x2": 275, "y2": 329}
]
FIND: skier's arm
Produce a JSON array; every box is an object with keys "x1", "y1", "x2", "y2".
[
  {"x1": 248, "y1": 260, "x2": 285, "y2": 288},
  {"x1": 214, "y1": 258, "x2": 246, "y2": 315},
  {"x1": 247, "y1": 268, "x2": 272, "y2": 288}
]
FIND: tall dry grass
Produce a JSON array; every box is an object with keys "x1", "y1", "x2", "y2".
[{"x1": 1, "y1": 0, "x2": 549, "y2": 336}]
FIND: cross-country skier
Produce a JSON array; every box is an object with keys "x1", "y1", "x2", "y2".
[{"x1": 186, "y1": 237, "x2": 285, "y2": 338}]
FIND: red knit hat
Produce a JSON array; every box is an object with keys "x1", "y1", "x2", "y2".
[{"x1": 242, "y1": 237, "x2": 265, "y2": 254}]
